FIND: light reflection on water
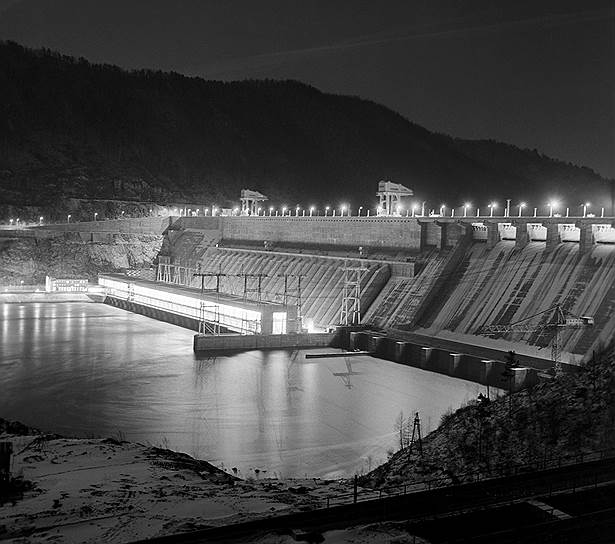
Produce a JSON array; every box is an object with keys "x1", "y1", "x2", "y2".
[{"x1": 0, "y1": 302, "x2": 491, "y2": 478}]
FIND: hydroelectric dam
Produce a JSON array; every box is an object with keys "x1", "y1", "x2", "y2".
[{"x1": 81, "y1": 212, "x2": 615, "y2": 389}]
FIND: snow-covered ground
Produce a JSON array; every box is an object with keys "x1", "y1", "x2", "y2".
[{"x1": 0, "y1": 431, "x2": 354, "y2": 543}]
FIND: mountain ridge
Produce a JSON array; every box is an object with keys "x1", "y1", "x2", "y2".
[{"x1": 0, "y1": 41, "x2": 612, "y2": 220}]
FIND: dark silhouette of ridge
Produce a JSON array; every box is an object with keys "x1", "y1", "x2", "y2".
[{"x1": 0, "y1": 41, "x2": 611, "y2": 218}]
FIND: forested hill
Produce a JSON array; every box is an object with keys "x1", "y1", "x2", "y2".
[{"x1": 0, "y1": 41, "x2": 611, "y2": 217}]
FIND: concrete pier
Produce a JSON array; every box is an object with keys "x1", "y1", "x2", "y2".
[{"x1": 348, "y1": 330, "x2": 540, "y2": 391}]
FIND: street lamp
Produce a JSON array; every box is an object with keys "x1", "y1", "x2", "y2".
[
  {"x1": 440, "y1": 204, "x2": 446, "y2": 216},
  {"x1": 9, "y1": 218, "x2": 13, "y2": 226},
  {"x1": 325, "y1": 206, "x2": 330, "y2": 216},
  {"x1": 269, "y1": 206, "x2": 274, "y2": 216},
  {"x1": 309, "y1": 206, "x2": 315, "y2": 216},
  {"x1": 94, "y1": 212, "x2": 98, "y2": 221},
  {"x1": 282, "y1": 206, "x2": 287, "y2": 216},
  {"x1": 518, "y1": 202, "x2": 526, "y2": 217},
  {"x1": 463, "y1": 203, "x2": 470, "y2": 217},
  {"x1": 341, "y1": 204, "x2": 347, "y2": 216},
  {"x1": 67, "y1": 214, "x2": 71, "y2": 223},
  {"x1": 39, "y1": 216, "x2": 43, "y2": 225},
  {"x1": 488, "y1": 203, "x2": 496, "y2": 217},
  {"x1": 583, "y1": 202, "x2": 590, "y2": 218},
  {"x1": 411, "y1": 204, "x2": 418, "y2": 217},
  {"x1": 358, "y1": 206, "x2": 363, "y2": 216},
  {"x1": 296, "y1": 206, "x2": 300, "y2": 216},
  {"x1": 548, "y1": 201, "x2": 557, "y2": 218}
]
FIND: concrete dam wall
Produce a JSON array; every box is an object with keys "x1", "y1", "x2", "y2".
[
  {"x1": 413, "y1": 241, "x2": 615, "y2": 358},
  {"x1": 152, "y1": 215, "x2": 615, "y2": 362}
]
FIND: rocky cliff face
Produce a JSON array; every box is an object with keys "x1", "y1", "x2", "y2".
[{"x1": 0, "y1": 233, "x2": 162, "y2": 284}]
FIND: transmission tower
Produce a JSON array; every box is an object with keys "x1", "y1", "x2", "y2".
[
  {"x1": 340, "y1": 262, "x2": 367, "y2": 326},
  {"x1": 239, "y1": 272, "x2": 268, "y2": 303},
  {"x1": 193, "y1": 270, "x2": 229, "y2": 335},
  {"x1": 277, "y1": 273, "x2": 305, "y2": 331},
  {"x1": 408, "y1": 412, "x2": 423, "y2": 457}
]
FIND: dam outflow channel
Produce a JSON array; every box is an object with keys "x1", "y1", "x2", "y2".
[{"x1": 1, "y1": 302, "x2": 490, "y2": 478}]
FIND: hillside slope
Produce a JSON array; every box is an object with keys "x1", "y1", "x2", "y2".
[
  {"x1": 1, "y1": 41, "x2": 611, "y2": 219},
  {"x1": 363, "y1": 349, "x2": 615, "y2": 489}
]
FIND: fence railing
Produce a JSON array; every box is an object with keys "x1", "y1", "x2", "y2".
[{"x1": 322, "y1": 447, "x2": 615, "y2": 508}]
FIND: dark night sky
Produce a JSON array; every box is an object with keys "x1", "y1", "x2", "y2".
[{"x1": 1, "y1": 0, "x2": 613, "y2": 178}]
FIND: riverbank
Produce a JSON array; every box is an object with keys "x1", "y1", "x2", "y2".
[
  {"x1": 361, "y1": 346, "x2": 615, "y2": 490},
  {"x1": 0, "y1": 418, "x2": 357, "y2": 543}
]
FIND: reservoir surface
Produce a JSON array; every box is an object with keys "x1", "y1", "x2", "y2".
[{"x1": 1, "y1": 302, "x2": 490, "y2": 478}]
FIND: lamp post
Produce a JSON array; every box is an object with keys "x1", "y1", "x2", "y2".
[
  {"x1": 341, "y1": 204, "x2": 347, "y2": 216},
  {"x1": 488, "y1": 203, "x2": 495, "y2": 217},
  {"x1": 309, "y1": 206, "x2": 315, "y2": 217},
  {"x1": 269, "y1": 206, "x2": 274, "y2": 216},
  {"x1": 67, "y1": 214, "x2": 71, "y2": 223},
  {"x1": 411, "y1": 204, "x2": 418, "y2": 217},
  {"x1": 463, "y1": 203, "x2": 470, "y2": 217},
  {"x1": 440, "y1": 204, "x2": 446, "y2": 216},
  {"x1": 518, "y1": 202, "x2": 526, "y2": 217},
  {"x1": 421, "y1": 202, "x2": 426, "y2": 217},
  {"x1": 282, "y1": 206, "x2": 287, "y2": 217},
  {"x1": 583, "y1": 202, "x2": 590, "y2": 218},
  {"x1": 325, "y1": 206, "x2": 330, "y2": 217},
  {"x1": 295, "y1": 206, "x2": 300, "y2": 216},
  {"x1": 39, "y1": 216, "x2": 43, "y2": 226},
  {"x1": 548, "y1": 201, "x2": 556, "y2": 218},
  {"x1": 94, "y1": 212, "x2": 98, "y2": 221},
  {"x1": 358, "y1": 206, "x2": 363, "y2": 216}
]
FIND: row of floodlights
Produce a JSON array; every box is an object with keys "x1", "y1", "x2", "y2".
[
  {"x1": 168, "y1": 201, "x2": 603, "y2": 218},
  {"x1": 4, "y1": 201, "x2": 605, "y2": 226}
]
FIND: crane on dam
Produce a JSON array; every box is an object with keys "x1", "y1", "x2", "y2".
[{"x1": 478, "y1": 305, "x2": 594, "y2": 375}]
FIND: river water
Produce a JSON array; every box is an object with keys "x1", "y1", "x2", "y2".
[{"x1": 1, "y1": 302, "x2": 489, "y2": 478}]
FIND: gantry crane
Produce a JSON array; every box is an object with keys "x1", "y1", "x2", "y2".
[{"x1": 478, "y1": 305, "x2": 594, "y2": 375}]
